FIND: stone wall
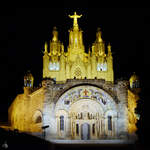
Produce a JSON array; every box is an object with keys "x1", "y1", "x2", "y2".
[{"x1": 9, "y1": 78, "x2": 133, "y2": 141}]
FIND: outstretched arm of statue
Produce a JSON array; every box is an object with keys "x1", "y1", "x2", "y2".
[{"x1": 68, "y1": 15, "x2": 73, "y2": 18}]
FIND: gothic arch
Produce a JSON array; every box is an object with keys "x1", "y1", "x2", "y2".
[
  {"x1": 55, "y1": 109, "x2": 68, "y2": 117},
  {"x1": 104, "y1": 110, "x2": 117, "y2": 118},
  {"x1": 104, "y1": 109, "x2": 117, "y2": 137},
  {"x1": 55, "y1": 109, "x2": 69, "y2": 137}
]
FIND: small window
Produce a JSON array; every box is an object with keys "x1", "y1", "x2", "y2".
[
  {"x1": 35, "y1": 116, "x2": 42, "y2": 123},
  {"x1": 132, "y1": 82, "x2": 136, "y2": 88},
  {"x1": 81, "y1": 113, "x2": 83, "y2": 119},
  {"x1": 108, "y1": 116, "x2": 112, "y2": 131},
  {"x1": 137, "y1": 81, "x2": 140, "y2": 88},
  {"x1": 60, "y1": 116, "x2": 64, "y2": 131},
  {"x1": 88, "y1": 113, "x2": 90, "y2": 119},
  {"x1": 64, "y1": 100, "x2": 70, "y2": 105},
  {"x1": 92, "y1": 124, "x2": 95, "y2": 134},
  {"x1": 132, "y1": 81, "x2": 140, "y2": 88},
  {"x1": 49, "y1": 62, "x2": 60, "y2": 71},
  {"x1": 97, "y1": 63, "x2": 107, "y2": 71},
  {"x1": 76, "y1": 124, "x2": 79, "y2": 135}
]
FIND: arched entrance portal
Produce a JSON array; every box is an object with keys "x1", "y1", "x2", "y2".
[
  {"x1": 81, "y1": 123, "x2": 90, "y2": 140},
  {"x1": 69, "y1": 99, "x2": 104, "y2": 140},
  {"x1": 55, "y1": 85, "x2": 117, "y2": 140}
]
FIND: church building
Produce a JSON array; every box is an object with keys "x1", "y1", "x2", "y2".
[{"x1": 6, "y1": 12, "x2": 140, "y2": 143}]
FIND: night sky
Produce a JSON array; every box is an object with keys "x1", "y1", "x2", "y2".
[{"x1": 1, "y1": 7, "x2": 150, "y2": 146}]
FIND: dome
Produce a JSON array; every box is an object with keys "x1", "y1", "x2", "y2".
[
  {"x1": 129, "y1": 72, "x2": 139, "y2": 83},
  {"x1": 129, "y1": 72, "x2": 139, "y2": 89},
  {"x1": 24, "y1": 71, "x2": 34, "y2": 87}
]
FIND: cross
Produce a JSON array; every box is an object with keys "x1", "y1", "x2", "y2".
[
  {"x1": 83, "y1": 89, "x2": 89, "y2": 96},
  {"x1": 69, "y1": 12, "x2": 82, "y2": 27}
]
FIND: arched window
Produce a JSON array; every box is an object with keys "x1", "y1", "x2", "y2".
[
  {"x1": 137, "y1": 81, "x2": 140, "y2": 88},
  {"x1": 132, "y1": 82, "x2": 135, "y2": 88},
  {"x1": 35, "y1": 116, "x2": 42, "y2": 123},
  {"x1": 60, "y1": 116, "x2": 64, "y2": 131},
  {"x1": 132, "y1": 80, "x2": 140, "y2": 88},
  {"x1": 135, "y1": 80, "x2": 140, "y2": 88},
  {"x1": 81, "y1": 113, "x2": 83, "y2": 119},
  {"x1": 92, "y1": 124, "x2": 95, "y2": 135},
  {"x1": 97, "y1": 63, "x2": 107, "y2": 71},
  {"x1": 108, "y1": 116, "x2": 112, "y2": 131},
  {"x1": 33, "y1": 110, "x2": 42, "y2": 124},
  {"x1": 76, "y1": 124, "x2": 79, "y2": 135},
  {"x1": 88, "y1": 112, "x2": 90, "y2": 119}
]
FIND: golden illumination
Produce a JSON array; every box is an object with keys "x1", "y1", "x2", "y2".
[
  {"x1": 1, "y1": 12, "x2": 140, "y2": 143},
  {"x1": 8, "y1": 88, "x2": 44, "y2": 132},
  {"x1": 69, "y1": 12, "x2": 82, "y2": 28},
  {"x1": 43, "y1": 12, "x2": 114, "y2": 83},
  {"x1": 127, "y1": 89, "x2": 139, "y2": 133}
]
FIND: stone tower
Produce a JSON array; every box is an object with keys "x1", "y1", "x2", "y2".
[{"x1": 43, "y1": 12, "x2": 114, "y2": 83}]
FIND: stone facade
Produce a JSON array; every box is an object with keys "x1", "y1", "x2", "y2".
[
  {"x1": 8, "y1": 78, "x2": 139, "y2": 142},
  {"x1": 6, "y1": 12, "x2": 140, "y2": 144},
  {"x1": 43, "y1": 13, "x2": 113, "y2": 83}
]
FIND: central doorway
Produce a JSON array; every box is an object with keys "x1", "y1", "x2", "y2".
[{"x1": 81, "y1": 123, "x2": 90, "y2": 140}]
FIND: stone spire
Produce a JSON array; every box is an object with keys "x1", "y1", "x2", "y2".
[
  {"x1": 96, "y1": 28, "x2": 103, "y2": 42},
  {"x1": 92, "y1": 28, "x2": 105, "y2": 57},
  {"x1": 49, "y1": 26, "x2": 63, "y2": 56},
  {"x1": 107, "y1": 42, "x2": 112, "y2": 56},
  {"x1": 44, "y1": 42, "x2": 48, "y2": 53},
  {"x1": 52, "y1": 27, "x2": 58, "y2": 42}
]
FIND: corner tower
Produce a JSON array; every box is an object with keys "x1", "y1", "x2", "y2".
[
  {"x1": 91, "y1": 28, "x2": 114, "y2": 82},
  {"x1": 43, "y1": 27, "x2": 65, "y2": 81}
]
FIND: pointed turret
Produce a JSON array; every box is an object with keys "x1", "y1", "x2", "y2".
[
  {"x1": 96, "y1": 28, "x2": 103, "y2": 43},
  {"x1": 106, "y1": 42, "x2": 114, "y2": 82},
  {"x1": 49, "y1": 27, "x2": 64, "y2": 57},
  {"x1": 44, "y1": 42, "x2": 48, "y2": 53},
  {"x1": 107, "y1": 42, "x2": 112, "y2": 56},
  {"x1": 92, "y1": 28, "x2": 105, "y2": 57},
  {"x1": 52, "y1": 26, "x2": 58, "y2": 42},
  {"x1": 43, "y1": 41, "x2": 49, "y2": 78}
]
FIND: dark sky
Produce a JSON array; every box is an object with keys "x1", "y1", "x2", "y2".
[{"x1": 0, "y1": 7, "x2": 150, "y2": 144}]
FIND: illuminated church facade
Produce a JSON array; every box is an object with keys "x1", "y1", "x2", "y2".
[{"x1": 7, "y1": 12, "x2": 140, "y2": 143}]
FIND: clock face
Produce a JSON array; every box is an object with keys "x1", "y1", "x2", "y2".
[{"x1": 49, "y1": 62, "x2": 59, "y2": 71}]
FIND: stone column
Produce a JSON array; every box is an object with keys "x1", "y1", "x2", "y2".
[
  {"x1": 101, "y1": 117, "x2": 105, "y2": 138},
  {"x1": 66, "y1": 116, "x2": 71, "y2": 138},
  {"x1": 116, "y1": 81, "x2": 128, "y2": 139},
  {"x1": 43, "y1": 102, "x2": 56, "y2": 139},
  {"x1": 113, "y1": 116, "x2": 117, "y2": 138},
  {"x1": 79, "y1": 122, "x2": 81, "y2": 139},
  {"x1": 99, "y1": 119, "x2": 102, "y2": 138}
]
